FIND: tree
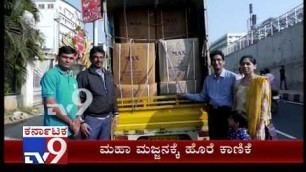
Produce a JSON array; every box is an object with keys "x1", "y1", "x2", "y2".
[{"x1": 4, "y1": 0, "x2": 45, "y2": 95}]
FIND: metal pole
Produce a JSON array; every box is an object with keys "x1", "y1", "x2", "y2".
[
  {"x1": 294, "y1": 8, "x2": 297, "y2": 24},
  {"x1": 57, "y1": 13, "x2": 61, "y2": 53},
  {"x1": 270, "y1": 21, "x2": 273, "y2": 35},
  {"x1": 93, "y1": 21, "x2": 95, "y2": 45},
  {"x1": 251, "y1": 31, "x2": 253, "y2": 44},
  {"x1": 285, "y1": 13, "x2": 288, "y2": 28},
  {"x1": 203, "y1": 0, "x2": 211, "y2": 75},
  {"x1": 249, "y1": 4, "x2": 253, "y2": 31},
  {"x1": 278, "y1": 18, "x2": 280, "y2": 31},
  {"x1": 93, "y1": 21, "x2": 99, "y2": 46}
]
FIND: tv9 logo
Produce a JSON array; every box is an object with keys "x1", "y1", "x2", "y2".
[
  {"x1": 23, "y1": 126, "x2": 68, "y2": 164},
  {"x1": 46, "y1": 88, "x2": 93, "y2": 117}
]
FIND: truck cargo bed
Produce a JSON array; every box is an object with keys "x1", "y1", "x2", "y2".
[{"x1": 114, "y1": 96, "x2": 208, "y2": 139}]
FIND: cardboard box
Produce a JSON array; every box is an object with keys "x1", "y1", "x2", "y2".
[
  {"x1": 158, "y1": 38, "x2": 201, "y2": 82},
  {"x1": 116, "y1": 9, "x2": 156, "y2": 43},
  {"x1": 116, "y1": 83, "x2": 157, "y2": 98},
  {"x1": 156, "y1": 8, "x2": 188, "y2": 39},
  {"x1": 159, "y1": 80, "x2": 202, "y2": 95},
  {"x1": 113, "y1": 43, "x2": 156, "y2": 85}
]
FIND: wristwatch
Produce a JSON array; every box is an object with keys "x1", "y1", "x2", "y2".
[{"x1": 78, "y1": 115, "x2": 85, "y2": 124}]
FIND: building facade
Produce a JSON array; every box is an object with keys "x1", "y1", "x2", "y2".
[
  {"x1": 33, "y1": 0, "x2": 84, "y2": 57},
  {"x1": 210, "y1": 33, "x2": 247, "y2": 51},
  {"x1": 5, "y1": 0, "x2": 86, "y2": 110}
]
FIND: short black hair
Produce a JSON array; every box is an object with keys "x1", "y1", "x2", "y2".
[
  {"x1": 239, "y1": 55, "x2": 256, "y2": 65},
  {"x1": 210, "y1": 50, "x2": 224, "y2": 61},
  {"x1": 58, "y1": 46, "x2": 76, "y2": 56},
  {"x1": 229, "y1": 110, "x2": 248, "y2": 128},
  {"x1": 90, "y1": 46, "x2": 105, "y2": 59}
]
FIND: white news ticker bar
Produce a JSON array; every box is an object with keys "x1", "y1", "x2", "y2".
[{"x1": 23, "y1": 126, "x2": 68, "y2": 137}]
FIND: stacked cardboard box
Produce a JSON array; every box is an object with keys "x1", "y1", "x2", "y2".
[
  {"x1": 156, "y1": 8, "x2": 189, "y2": 39},
  {"x1": 115, "y1": 83, "x2": 157, "y2": 99},
  {"x1": 158, "y1": 38, "x2": 202, "y2": 94},
  {"x1": 115, "y1": 9, "x2": 156, "y2": 43},
  {"x1": 115, "y1": 8, "x2": 191, "y2": 42},
  {"x1": 113, "y1": 43, "x2": 157, "y2": 98},
  {"x1": 113, "y1": 7, "x2": 201, "y2": 98},
  {"x1": 113, "y1": 43, "x2": 155, "y2": 84},
  {"x1": 159, "y1": 80, "x2": 201, "y2": 95}
]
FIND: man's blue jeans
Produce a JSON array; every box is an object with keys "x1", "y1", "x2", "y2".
[{"x1": 84, "y1": 114, "x2": 112, "y2": 140}]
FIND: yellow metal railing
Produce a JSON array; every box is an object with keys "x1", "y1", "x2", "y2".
[
  {"x1": 117, "y1": 95, "x2": 206, "y2": 111},
  {"x1": 114, "y1": 95, "x2": 208, "y2": 132}
]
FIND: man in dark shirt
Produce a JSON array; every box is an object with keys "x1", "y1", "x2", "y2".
[
  {"x1": 279, "y1": 65, "x2": 288, "y2": 90},
  {"x1": 77, "y1": 46, "x2": 118, "y2": 140}
]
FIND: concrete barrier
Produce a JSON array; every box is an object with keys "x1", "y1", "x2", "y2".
[{"x1": 279, "y1": 90, "x2": 304, "y2": 103}]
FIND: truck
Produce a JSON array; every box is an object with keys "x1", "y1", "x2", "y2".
[{"x1": 102, "y1": 0, "x2": 211, "y2": 140}]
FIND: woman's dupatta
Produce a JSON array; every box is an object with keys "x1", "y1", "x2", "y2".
[{"x1": 246, "y1": 76, "x2": 271, "y2": 139}]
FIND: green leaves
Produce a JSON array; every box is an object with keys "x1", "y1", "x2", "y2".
[{"x1": 4, "y1": 0, "x2": 45, "y2": 94}]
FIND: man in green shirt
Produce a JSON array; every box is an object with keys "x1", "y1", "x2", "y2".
[{"x1": 40, "y1": 46, "x2": 80, "y2": 138}]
